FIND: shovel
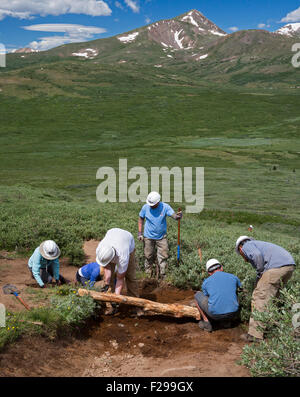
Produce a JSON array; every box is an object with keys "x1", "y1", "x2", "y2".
[{"x1": 3, "y1": 284, "x2": 31, "y2": 311}]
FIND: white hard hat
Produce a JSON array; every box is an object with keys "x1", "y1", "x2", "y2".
[
  {"x1": 96, "y1": 242, "x2": 116, "y2": 267},
  {"x1": 206, "y1": 258, "x2": 221, "y2": 272},
  {"x1": 235, "y1": 236, "x2": 251, "y2": 254},
  {"x1": 39, "y1": 240, "x2": 60, "y2": 260},
  {"x1": 146, "y1": 191, "x2": 161, "y2": 207}
]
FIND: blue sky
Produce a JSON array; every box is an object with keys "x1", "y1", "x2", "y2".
[{"x1": 0, "y1": 0, "x2": 300, "y2": 52}]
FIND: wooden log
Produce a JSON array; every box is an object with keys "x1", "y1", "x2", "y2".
[{"x1": 78, "y1": 288, "x2": 200, "y2": 320}]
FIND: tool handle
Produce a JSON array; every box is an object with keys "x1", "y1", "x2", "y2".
[
  {"x1": 177, "y1": 245, "x2": 180, "y2": 261},
  {"x1": 13, "y1": 292, "x2": 31, "y2": 311},
  {"x1": 177, "y1": 207, "x2": 181, "y2": 245}
]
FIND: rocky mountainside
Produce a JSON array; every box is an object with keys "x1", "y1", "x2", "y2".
[
  {"x1": 1, "y1": 9, "x2": 298, "y2": 94},
  {"x1": 146, "y1": 9, "x2": 227, "y2": 50}
]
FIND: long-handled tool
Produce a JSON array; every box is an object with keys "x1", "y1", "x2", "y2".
[
  {"x1": 177, "y1": 207, "x2": 182, "y2": 265},
  {"x1": 3, "y1": 284, "x2": 31, "y2": 311}
]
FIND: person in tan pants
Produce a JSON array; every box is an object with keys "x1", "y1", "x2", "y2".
[
  {"x1": 138, "y1": 191, "x2": 182, "y2": 279},
  {"x1": 235, "y1": 236, "x2": 296, "y2": 342}
]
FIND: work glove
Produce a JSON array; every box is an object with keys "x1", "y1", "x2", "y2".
[
  {"x1": 101, "y1": 284, "x2": 110, "y2": 293},
  {"x1": 138, "y1": 232, "x2": 144, "y2": 242}
]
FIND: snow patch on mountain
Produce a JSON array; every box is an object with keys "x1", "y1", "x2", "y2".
[
  {"x1": 276, "y1": 23, "x2": 300, "y2": 37},
  {"x1": 72, "y1": 48, "x2": 98, "y2": 59},
  {"x1": 118, "y1": 32, "x2": 139, "y2": 43},
  {"x1": 197, "y1": 54, "x2": 208, "y2": 60},
  {"x1": 209, "y1": 30, "x2": 227, "y2": 36}
]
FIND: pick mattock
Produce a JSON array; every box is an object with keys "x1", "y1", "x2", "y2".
[{"x1": 2, "y1": 284, "x2": 31, "y2": 311}]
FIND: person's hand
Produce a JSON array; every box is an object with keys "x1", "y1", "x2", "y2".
[
  {"x1": 138, "y1": 232, "x2": 144, "y2": 242},
  {"x1": 100, "y1": 284, "x2": 110, "y2": 293},
  {"x1": 176, "y1": 211, "x2": 182, "y2": 219}
]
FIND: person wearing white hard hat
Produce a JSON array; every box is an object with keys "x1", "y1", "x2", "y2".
[
  {"x1": 194, "y1": 258, "x2": 242, "y2": 332},
  {"x1": 28, "y1": 240, "x2": 67, "y2": 288},
  {"x1": 138, "y1": 191, "x2": 182, "y2": 279},
  {"x1": 96, "y1": 228, "x2": 139, "y2": 298},
  {"x1": 236, "y1": 236, "x2": 296, "y2": 342}
]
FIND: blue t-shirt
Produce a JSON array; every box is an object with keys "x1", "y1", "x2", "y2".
[
  {"x1": 79, "y1": 262, "x2": 101, "y2": 287},
  {"x1": 139, "y1": 202, "x2": 175, "y2": 240},
  {"x1": 202, "y1": 271, "x2": 241, "y2": 315}
]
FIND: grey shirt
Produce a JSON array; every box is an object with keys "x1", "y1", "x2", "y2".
[{"x1": 242, "y1": 240, "x2": 295, "y2": 279}]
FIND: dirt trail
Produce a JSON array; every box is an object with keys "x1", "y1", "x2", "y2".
[{"x1": 0, "y1": 243, "x2": 250, "y2": 377}]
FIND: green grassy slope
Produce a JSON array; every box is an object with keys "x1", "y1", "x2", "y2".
[{"x1": 0, "y1": 81, "x2": 299, "y2": 221}]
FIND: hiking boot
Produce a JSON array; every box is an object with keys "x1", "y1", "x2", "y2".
[
  {"x1": 240, "y1": 333, "x2": 261, "y2": 343},
  {"x1": 198, "y1": 320, "x2": 212, "y2": 332}
]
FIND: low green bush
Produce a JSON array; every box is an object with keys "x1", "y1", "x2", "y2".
[
  {"x1": 241, "y1": 284, "x2": 300, "y2": 377},
  {"x1": 0, "y1": 285, "x2": 100, "y2": 350}
]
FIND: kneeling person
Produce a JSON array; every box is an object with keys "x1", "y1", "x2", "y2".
[
  {"x1": 28, "y1": 240, "x2": 67, "y2": 288},
  {"x1": 194, "y1": 259, "x2": 241, "y2": 332},
  {"x1": 76, "y1": 262, "x2": 103, "y2": 288}
]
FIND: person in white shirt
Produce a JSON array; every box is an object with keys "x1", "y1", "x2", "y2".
[{"x1": 96, "y1": 228, "x2": 139, "y2": 297}]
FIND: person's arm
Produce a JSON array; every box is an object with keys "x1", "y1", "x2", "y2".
[
  {"x1": 89, "y1": 266, "x2": 100, "y2": 288},
  {"x1": 167, "y1": 205, "x2": 182, "y2": 220},
  {"x1": 115, "y1": 272, "x2": 126, "y2": 295},
  {"x1": 31, "y1": 251, "x2": 45, "y2": 288},
  {"x1": 201, "y1": 280, "x2": 209, "y2": 297},
  {"x1": 52, "y1": 258, "x2": 60, "y2": 283},
  {"x1": 243, "y1": 244, "x2": 265, "y2": 280},
  {"x1": 138, "y1": 217, "x2": 144, "y2": 241},
  {"x1": 102, "y1": 264, "x2": 112, "y2": 289}
]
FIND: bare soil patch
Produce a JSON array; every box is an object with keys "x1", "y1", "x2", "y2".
[{"x1": 0, "y1": 244, "x2": 250, "y2": 377}]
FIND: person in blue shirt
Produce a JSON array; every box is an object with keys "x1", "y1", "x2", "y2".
[
  {"x1": 28, "y1": 240, "x2": 68, "y2": 288},
  {"x1": 76, "y1": 262, "x2": 103, "y2": 288},
  {"x1": 138, "y1": 191, "x2": 182, "y2": 279},
  {"x1": 194, "y1": 258, "x2": 242, "y2": 332}
]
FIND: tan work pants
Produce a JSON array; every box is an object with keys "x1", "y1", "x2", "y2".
[
  {"x1": 144, "y1": 235, "x2": 169, "y2": 276},
  {"x1": 248, "y1": 265, "x2": 294, "y2": 339}
]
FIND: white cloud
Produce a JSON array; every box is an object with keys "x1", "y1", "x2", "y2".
[
  {"x1": 22, "y1": 23, "x2": 106, "y2": 51},
  {"x1": 257, "y1": 23, "x2": 270, "y2": 29},
  {"x1": 0, "y1": 0, "x2": 112, "y2": 20},
  {"x1": 281, "y1": 7, "x2": 300, "y2": 22},
  {"x1": 124, "y1": 0, "x2": 139, "y2": 13},
  {"x1": 228, "y1": 26, "x2": 239, "y2": 32},
  {"x1": 145, "y1": 17, "x2": 151, "y2": 24},
  {"x1": 23, "y1": 23, "x2": 105, "y2": 34}
]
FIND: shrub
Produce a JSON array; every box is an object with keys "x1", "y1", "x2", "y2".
[{"x1": 241, "y1": 284, "x2": 300, "y2": 377}]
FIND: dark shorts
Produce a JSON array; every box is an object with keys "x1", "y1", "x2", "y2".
[
  {"x1": 29, "y1": 264, "x2": 67, "y2": 285},
  {"x1": 194, "y1": 291, "x2": 240, "y2": 321}
]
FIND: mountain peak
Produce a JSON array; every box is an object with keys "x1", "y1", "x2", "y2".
[
  {"x1": 276, "y1": 23, "x2": 300, "y2": 37},
  {"x1": 146, "y1": 9, "x2": 226, "y2": 51}
]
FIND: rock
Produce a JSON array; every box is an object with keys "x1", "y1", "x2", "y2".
[{"x1": 138, "y1": 343, "x2": 145, "y2": 348}]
